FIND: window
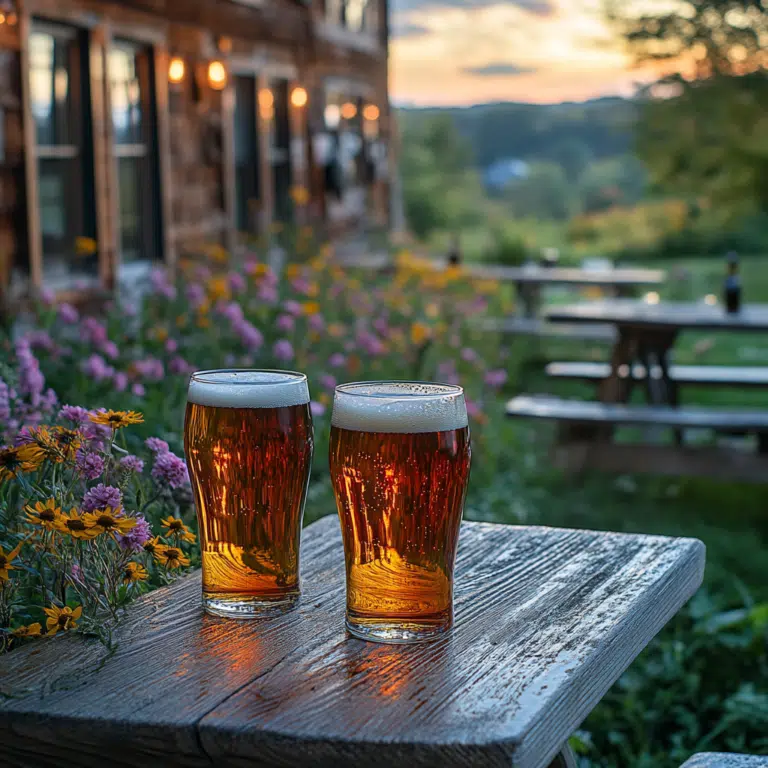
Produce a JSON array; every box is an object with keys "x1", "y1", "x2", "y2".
[
  {"x1": 109, "y1": 41, "x2": 161, "y2": 263},
  {"x1": 233, "y1": 75, "x2": 260, "y2": 233},
  {"x1": 29, "y1": 22, "x2": 97, "y2": 285},
  {"x1": 326, "y1": 0, "x2": 376, "y2": 33}
]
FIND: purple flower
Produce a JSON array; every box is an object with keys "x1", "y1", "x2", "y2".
[
  {"x1": 101, "y1": 340, "x2": 120, "y2": 360},
  {"x1": 117, "y1": 515, "x2": 152, "y2": 553},
  {"x1": 40, "y1": 388, "x2": 58, "y2": 414},
  {"x1": 466, "y1": 399, "x2": 483, "y2": 420},
  {"x1": 14, "y1": 426, "x2": 35, "y2": 446},
  {"x1": 165, "y1": 338, "x2": 178, "y2": 354},
  {"x1": 16, "y1": 340, "x2": 46, "y2": 406},
  {"x1": 319, "y1": 373, "x2": 337, "y2": 391},
  {"x1": 57, "y1": 303, "x2": 79, "y2": 324},
  {"x1": 151, "y1": 451, "x2": 189, "y2": 488},
  {"x1": 120, "y1": 455, "x2": 145, "y2": 474},
  {"x1": 114, "y1": 371, "x2": 129, "y2": 392},
  {"x1": 373, "y1": 316, "x2": 390, "y2": 336},
  {"x1": 145, "y1": 437, "x2": 170, "y2": 454},
  {"x1": 185, "y1": 283, "x2": 207, "y2": 309},
  {"x1": 484, "y1": 369, "x2": 508, "y2": 389},
  {"x1": 59, "y1": 405, "x2": 90, "y2": 424},
  {"x1": 228, "y1": 272, "x2": 246, "y2": 294},
  {"x1": 150, "y1": 268, "x2": 176, "y2": 300},
  {"x1": 25, "y1": 330, "x2": 54, "y2": 351},
  {"x1": 461, "y1": 348, "x2": 479, "y2": 364},
  {"x1": 83, "y1": 417, "x2": 111, "y2": 449},
  {"x1": 169, "y1": 356, "x2": 192, "y2": 375},
  {"x1": 283, "y1": 300, "x2": 302, "y2": 317},
  {"x1": 82, "y1": 484, "x2": 123, "y2": 512},
  {"x1": 38, "y1": 287, "x2": 55, "y2": 307},
  {"x1": 329, "y1": 282, "x2": 344, "y2": 300},
  {"x1": 310, "y1": 401, "x2": 326, "y2": 418},
  {"x1": 195, "y1": 265, "x2": 211, "y2": 282},
  {"x1": 123, "y1": 302, "x2": 139, "y2": 317},
  {"x1": 218, "y1": 301, "x2": 244, "y2": 324},
  {"x1": 290, "y1": 277, "x2": 312, "y2": 296},
  {"x1": 273, "y1": 339, "x2": 294, "y2": 362},
  {"x1": 308, "y1": 314, "x2": 325, "y2": 332},
  {"x1": 75, "y1": 449, "x2": 104, "y2": 480},
  {"x1": 276, "y1": 314, "x2": 295, "y2": 332},
  {"x1": 132, "y1": 383, "x2": 146, "y2": 397},
  {"x1": 328, "y1": 353, "x2": 346, "y2": 368},
  {"x1": 257, "y1": 284, "x2": 278, "y2": 304},
  {"x1": 0, "y1": 378, "x2": 11, "y2": 422},
  {"x1": 81, "y1": 317, "x2": 108, "y2": 345},
  {"x1": 134, "y1": 357, "x2": 164, "y2": 380},
  {"x1": 234, "y1": 320, "x2": 264, "y2": 350},
  {"x1": 81, "y1": 354, "x2": 114, "y2": 382}
]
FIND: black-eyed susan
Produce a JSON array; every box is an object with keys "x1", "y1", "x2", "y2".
[
  {"x1": 12, "y1": 622, "x2": 42, "y2": 638},
  {"x1": 88, "y1": 410, "x2": 144, "y2": 430},
  {"x1": 55, "y1": 509, "x2": 98, "y2": 540},
  {"x1": 160, "y1": 516, "x2": 196, "y2": 544},
  {"x1": 156, "y1": 546, "x2": 190, "y2": 569},
  {"x1": 50, "y1": 426, "x2": 83, "y2": 462},
  {"x1": 83, "y1": 507, "x2": 136, "y2": 538},
  {"x1": 25, "y1": 498, "x2": 63, "y2": 531},
  {"x1": 44, "y1": 604, "x2": 82, "y2": 635},
  {"x1": 143, "y1": 536, "x2": 166, "y2": 557},
  {"x1": 21, "y1": 426, "x2": 61, "y2": 463},
  {"x1": 122, "y1": 562, "x2": 148, "y2": 584},
  {"x1": 0, "y1": 445, "x2": 43, "y2": 482},
  {"x1": 0, "y1": 541, "x2": 22, "y2": 581}
]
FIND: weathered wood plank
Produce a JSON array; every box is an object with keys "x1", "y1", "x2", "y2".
[
  {"x1": 507, "y1": 395, "x2": 768, "y2": 431},
  {"x1": 546, "y1": 361, "x2": 768, "y2": 388},
  {"x1": 681, "y1": 754, "x2": 768, "y2": 768},
  {"x1": 548, "y1": 299, "x2": 768, "y2": 333},
  {"x1": 0, "y1": 517, "x2": 705, "y2": 768}
]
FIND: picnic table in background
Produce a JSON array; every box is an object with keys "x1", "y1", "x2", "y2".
[
  {"x1": 508, "y1": 298, "x2": 768, "y2": 481},
  {"x1": 0, "y1": 515, "x2": 704, "y2": 768}
]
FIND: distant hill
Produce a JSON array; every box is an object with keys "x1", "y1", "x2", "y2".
[{"x1": 398, "y1": 97, "x2": 639, "y2": 173}]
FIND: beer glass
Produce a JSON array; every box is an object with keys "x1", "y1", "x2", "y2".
[
  {"x1": 329, "y1": 382, "x2": 471, "y2": 643},
  {"x1": 184, "y1": 370, "x2": 313, "y2": 618}
]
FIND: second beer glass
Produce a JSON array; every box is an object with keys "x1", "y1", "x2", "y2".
[
  {"x1": 329, "y1": 382, "x2": 471, "y2": 643},
  {"x1": 185, "y1": 370, "x2": 313, "y2": 618}
]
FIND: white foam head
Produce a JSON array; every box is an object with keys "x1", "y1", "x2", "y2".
[
  {"x1": 331, "y1": 381, "x2": 467, "y2": 434},
  {"x1": 188, "y1": 370, "x2": 310, "y2": 409}
]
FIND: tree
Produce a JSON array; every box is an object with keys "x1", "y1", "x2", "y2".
[
  {"x1": 505, "y1": 163, "x2": 574, "y2": 221},
  {"x1": 608, "y1": 1, "x2": 768, "y2": 216},
  {"x1": 579, "y1": 155, "x2": 648, "y2": 213}
]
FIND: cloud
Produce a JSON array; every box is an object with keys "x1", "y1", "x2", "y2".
[
  {"x1": 391, "y1": 21, "x2": 431, "y2": 39},
  {"x1": 392, "y1": 0, "x2": 555, "y2": 14},
  {"x1": 462, "y1": 62, "x2": 536, "y2": 77}
]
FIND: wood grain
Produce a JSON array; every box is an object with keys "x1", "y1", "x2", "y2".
[
  {"x1": 507, "y1": 395, "x2": 768, "y2": 431},
  {"x1": 681, "y1": 755, "x2": 768, "y2": 768},
  {"x1": 548, "y1": 300, "x2": 768, "y2": 333},
  {"x1": 0, "y1": 516, "x2": 704, "y2": 768}
]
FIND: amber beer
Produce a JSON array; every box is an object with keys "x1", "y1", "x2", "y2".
[
  {"x1": 329, "y1": 382, "x2": 471, "y2": 643},
  {"x1": 184, "y1": 370, "x2": 313, "y2": 618}
]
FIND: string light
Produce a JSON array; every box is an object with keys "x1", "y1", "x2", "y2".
[
  {"x1": 341, "y1": 102, "x2": 357, "y2": 120},
  {"x1": 168, "y1": 57, "x2": 186, "y2": 85},
  {"x1": 291, "y1": 86, "x2": 308, "y2": 108},
  {"x1": 207, "y1": 60, "x2": 227, "y2": 91}
]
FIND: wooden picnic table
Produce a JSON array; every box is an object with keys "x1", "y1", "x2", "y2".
[
  {"x1": 0, "y1": 515, "x2": 704, "y2": 768},
  {"x1": 547, "y1": 299, "x2": 768, "y2": 406}
]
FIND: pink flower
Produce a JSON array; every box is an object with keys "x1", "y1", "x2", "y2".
[
  {"x1": 150, "y1": 268, "x2": 176, "y2": 300},
  {"x1": 165, "y1": 338, "x2": 178, "y2": 354},
  {"x1": 310, "y1": 401, "x2": 326, "y2": 417},
  {"x1": 308, "y1": 314, "x2": 325, "y2": 332},
  {"x1": 283, "y1": 300, "x2": 302, "y2": 317},
  {"x1": 329, "y1": 353, "x2": 347, "y2": 368},
  {"x1": 169, "y1": 356, "x2": 191, "y2": 375},
  {"x1": 132, "y1": 383, "x2": 146, "y2": 397},
  {"x1": 218, "y1": 301, "x2": 244, "y2": 324},
  {"x1": 461, "y1": 348, "x2": 479, "y2": 364},
  {"x1": 484, "y1": 369, "x2": 508, "y2": 389},
  {"x1": 276, "y1": 314, "x2": 295, "y2": 332},
  {"x1": 81, "y1": 317, "x2": 108, "y2": 345},
  {"x1": 145, "y1": 437, "x2": 170, "y2": 454},
  {"x1": 228, "y1": 272, "x2": 246, "y2": 294},
  {"x1": 39, "y1": 287, "x2": 55, "y2": 307},
  {"x1": 114, "y1": 372, "x2": 129, "y2": 392},
  {"x1": 151, "y1": 451, "x2": 189, "y2": 488},
  {"x1": 319, "y1": 374, "x2": 337, "y2": 391},
  {"x1": 185, "y1": 283, "x2": 206, "y2": 309},
  {"x1": 134, "y1": 357, "x2": 164, "y2": 380},
  {"x1": 234, "y1": 320, "x2": 264, "y2": 350},
  {"x1": 57, "y1": 303, "x2": 79, "y2": 324},
  {"x1": 81, "y1": 354, "x2": 114, "y2": 382},
  {"x1": 273, "y1": 339, "x2": 294, "y2": 362},
  {"x1": 257, "y1": 284, "x2": 278, "y2": 304},
  {"x1": 101, "y1": 340, "x2": 120, "y2": 360}
]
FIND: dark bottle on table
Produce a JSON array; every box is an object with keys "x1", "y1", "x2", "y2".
[{"x1": 724, "y1": 251, "x2": 741, "y2": 314}]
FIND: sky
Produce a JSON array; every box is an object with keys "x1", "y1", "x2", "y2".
[{"x1": 389, "y1": 0, "x2": 649, "y2": 106}]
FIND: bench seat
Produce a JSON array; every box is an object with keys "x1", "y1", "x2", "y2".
[
  {"x1": 478, "y1": 317, "x2": 616, "y2": 342},
  {"x1": 681, "y1": 755, "x2": 768, "y2": 768},
  {"x1": 546, "y1": 362, "x2": 768, "y2": 388}
]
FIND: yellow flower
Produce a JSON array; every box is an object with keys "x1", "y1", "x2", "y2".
[
  {"x1": 0, "y1": 445, "x2": 42, "y2": 482},
  {"x1": 50, "y1": 427, "x2": 83, "y2": 462},
  {"x1": 410, "y1": 322, "x2": 431, "y2": 346},
  {"x1": 154, "y1": 327, "x2": 169, "y2": 343},
  {"x1": 207, "y1": 244, "x2": 229, "y2": 264},
  {"x1": 156, "y1": 546, "x2": 190, "y2": 569},
  {"x1": 425, "y1": 302, "x2": 440, "y2": 319},
  {"x1": 318, "y1": 392, "x2": 330, "y2": 406},
  {"x1": 83, "y1": 508, "x2": 137, "y2": 538},
  {"x1": 11, "y1": 622, "x2": 42, "y2": 638},
  {"x1": 0, "y1": 541, "x2": 22, "y2": 581},
  {"x1": 305, "y1": 282, "x2": 319, "y2": 297},
  {"x1": 207, "y1": 277, "x2": 230, "y2": 301},
  {"x1": 302, "y1": 301, "x2": 321, "y2": 316},
  {"x1": 44, "y1": 604, "x2": 82, "y2": 635},
  {"x1": 328, "y1": 323, "x2": 345, "y2": 338},
  {"x1": 143, "y1": 536, "x2": 166, "y2": 557},
  {"x1": 123, "y1": 562, "x2": 148, "y2": 584},
  {"x1": 25, "y1": 498, "x2": 63, "y2": 530},
  {"x1": 250, "y1": 263, "x2": 269, "y2": 278},
  {"x1": 286, "y1": 264, "x2": 300, "y2": 280},
  {"x1": 160, "y1": 516, "x2": 196, "y2": 544},
  {"x1": 290, "y1": 186, "x2": 309, "y2": 206},
  {"x1": 176, "y1": 314, "x2": 188, "y2": 328},
  {"x1": 197, "y1": 316, "x2": 210, "y2": 329},
  {"x1": 55, "y1": 509, "x2": 99, "y2": 540},
  {"x1": 89, "y1": 410, "x2": 144, "y2": 430},
  {"x1": 75, "y1": 236, "x2": 97, "y2": 256}
]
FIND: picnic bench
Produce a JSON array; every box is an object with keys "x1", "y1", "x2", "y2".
[
  {"x1": 477, "y1": 317, "x2": 616, "y2": 343},
  {"x1": 681, "y1": 755, "x2": 768, "y2": 768},
  {"x1": 508, "y1": 299, "x2": 768, "y2": 481},
  {"x1": 0, "y1": 515, "x2": 705, "y2": 768}
]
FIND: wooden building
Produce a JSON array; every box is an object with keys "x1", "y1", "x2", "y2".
[{"x1": 0, "y1": 0, "x2": 390, "y2": 312}]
